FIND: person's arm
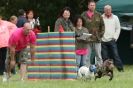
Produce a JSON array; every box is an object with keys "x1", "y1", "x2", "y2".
[
  {"x1": 10, "y1": 45, "x2": 16, "y2": 61},
  {"x1": 69, "y1": 21, "x2": 75, "y2": 31},
  {"x1": 54, "y1": 18, "x2": 62, "y2": 32},
  {"x1": 99, "y1": 14, "x2": 105, "y2": 39},
  {"x1": 30, "y1": 43, "x2": 35, "y2": 61},
  {"x1": 8, "y1": 33, "x2": 17, "y2": 61},
  {"x1": 9, "y1": 45, "x2": 16, "y2": 70},
  {"x1": 29, "y1": 32, "x2": 36, "y2": 61},
  {"x1": 8, "y1": 32, "x2": 18, "y2": 71},
  {"x1": 113, "y1": 16, "x2": 121, "y2": 41}
]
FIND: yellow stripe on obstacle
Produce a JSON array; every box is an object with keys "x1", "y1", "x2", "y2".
[{"x1": 28, "y1": 66, "x2": 50, "y2": 68}]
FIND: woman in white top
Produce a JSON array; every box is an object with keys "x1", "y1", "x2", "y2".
[
  {"x1": 26, "y1": 10, "x2": 36, "y2": 29},
  {"x1": 26, "y1": 10, "x2": 41, "y2": 34}
]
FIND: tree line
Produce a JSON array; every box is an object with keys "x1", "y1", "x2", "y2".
[{"x1": 0, "y1": 0, "x2": 99, "y2": 31}]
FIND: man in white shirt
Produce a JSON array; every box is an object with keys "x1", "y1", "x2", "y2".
[{"x1": 102, "y1": 5, "x2": 124, "y2": 72}]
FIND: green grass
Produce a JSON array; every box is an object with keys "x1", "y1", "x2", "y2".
[{"x1": 0, "y1": 65, "x2": 133, "y2": 88}]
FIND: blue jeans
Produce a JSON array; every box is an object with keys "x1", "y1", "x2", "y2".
[
  {"x1": 87, "y1": 43, "x2": 103, "y2": 66},
  {"x1": 102, "y1": 40, "x2": 123, "y2": 69},
  {"x1": 76, "y1": 54, "x2": 87, "y2": 69}
]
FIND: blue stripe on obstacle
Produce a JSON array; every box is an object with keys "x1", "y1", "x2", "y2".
[
  {"x1": 48, "y1": 40, "x2": 75, "y2": 44},
  {"x1": 50, "y1": 74, "x2": 77, "y2": 79},
  {"x1": 36, "y1": 47, "x2": 49, "y2": 52},
  {"x1": 49, "y1": 47, "x2": 75, "y2": 51},
  {"x1": 28, "y1": 74, "x2": 50, "y2": 79},
  {"x1": 40, "y1": 74, "x2": 50, "y2": 79},
  {"x1": 34, "y1": 53, "x2": 75, "y2": 59},
  {"x1": 28, "y1": 68, "x2": 50, "y2": 72},
  {"x1": 34, "y1": 54, "x2": 49, "y2": 59},
  {"x1": 37, "y1": 32, "x2": 75, "y2": 38},
  {"x1": 48, "y1": 32, "x2": 60, "y2": 37},
  {"x1": 36, "y1": 40, "x2": 48, "y2": 45},
  {"x1": 28, "y1": 75, "x2": 41, "y2": 78},
  {"x1": 28, "y1": 61, "x2": 75, "y2": 65},
  {"x1": 28, "y1": 61, "x2": 50, "y2": 65},
  {"x1": 48, "y1": 32, "x2": 75, "y2": 37},
  {"x1": 50, "y1": 68, "x2": 77, "y2": 72},
  {"x1": 50, "y1": 61, "x2": 76, "y2": 65},
  {"x1": 49, "y1": 54, "x2": 75, "y2": 58},
  {"x1": 58, "y1": 32, "x2": 75, "y2": 36},
  {"x1": 28, "y1": 68, "x2": 77, "y2": 72}
]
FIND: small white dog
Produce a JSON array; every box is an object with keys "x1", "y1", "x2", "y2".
[{"x1": 78, "y1": 65, "x2": 96, "y2": 80}]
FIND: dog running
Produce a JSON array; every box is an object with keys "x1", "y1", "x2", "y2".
[
  {"x1": 95, "y1": 59, "x2": 114, "y2": 81},
  {"x1": 78, "y1": 65, "x2": 96, "y2": 80}
]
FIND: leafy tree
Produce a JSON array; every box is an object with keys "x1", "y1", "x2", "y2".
[{"x1": 0, "y1": 0, "x2": 99, "y2": 31}]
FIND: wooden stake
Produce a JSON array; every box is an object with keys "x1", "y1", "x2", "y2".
[{"x1": 48, "y1": 26, "x2": 50, "y2": 32}]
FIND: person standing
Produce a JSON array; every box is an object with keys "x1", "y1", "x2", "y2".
[
  {"x1": 26, "y1": 10, "x2": 41, "y2": 34},
  {"x1": 75, "y1": 16, "x2": 89, "y2": 69},
  {"x1": 101, "y1": 5, "x2": 124, "y2": 72},
  {"x1": 54, "y1": 7, "x2": 75, "y2": 32},
  {"x1": 9, "y1": 15, "x2": 18, "y2": 74},
  {"x1": 81, "y1": 0, "x2": 105, "y2": 66},
  {"x1": 10, "y1": 15, "x2": 18, "y2": 25},
  {"x1": 0, "y1": 15, "x2": 17, "y2": 75},
  {"x1": 17, "y1": 9, "x2": 27, "y2": 28},
  {"x1": 3, "y1": 22, "x2": 36, "y2": 81}
]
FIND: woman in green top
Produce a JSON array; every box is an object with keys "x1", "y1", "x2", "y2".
[
  {"x1": 75, "y1": 16, "x2": 90, "y2": 69},
  {"x1": 54, "y1": 7, "x2": 75, "y2": 32}
]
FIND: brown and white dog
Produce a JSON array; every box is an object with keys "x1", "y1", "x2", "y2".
[{"x1": 95, "y1": 59, "x2": 114, "y2": 81}]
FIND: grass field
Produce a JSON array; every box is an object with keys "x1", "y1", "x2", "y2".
[{"x1": 0, "y1": 65, "x2": 133, "y2": 88}]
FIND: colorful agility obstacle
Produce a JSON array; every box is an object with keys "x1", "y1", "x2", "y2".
[{"x1": 27, "y1": 32, "x2": 77, "y2": 80}]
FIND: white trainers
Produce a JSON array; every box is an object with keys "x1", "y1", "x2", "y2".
[
  {"x1": 20, "y1": 78, "x2": 25, "y2": 82},
  {"x1": 2, "y1": 72, "x2": 9, "y2": 82}
]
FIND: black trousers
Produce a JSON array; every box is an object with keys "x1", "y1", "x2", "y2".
[
  {"x1": 0, "y1": 47, "x2": 7, "y2": 75},
  {"x1": 101, "y1": 40, "x2": 123, "y2": 69}
]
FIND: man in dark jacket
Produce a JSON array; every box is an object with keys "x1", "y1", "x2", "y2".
[
  {"x1": 81, "y1": 0, "x2": 105, "y2": 66},
  {"x1": 17, "y1": 9, "x2": 27, "y2": 28}
]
